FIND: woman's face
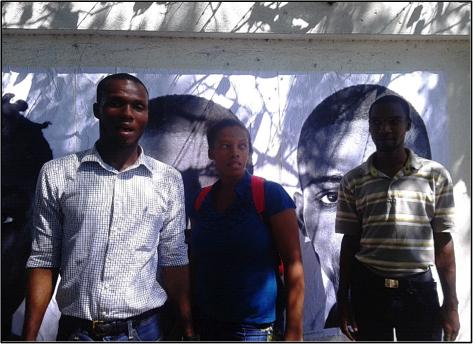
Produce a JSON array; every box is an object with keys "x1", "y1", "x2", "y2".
[{"x1": 208, "y1": 125, "x2": 249, "y2": 179}]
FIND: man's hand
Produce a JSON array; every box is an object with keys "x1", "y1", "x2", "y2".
[
  {"x1": 338, "y1": 297, "x2": 357, "y2": 341},
  {"x1": 441, "y1": 303, "x2": 460, "y2": 341}
]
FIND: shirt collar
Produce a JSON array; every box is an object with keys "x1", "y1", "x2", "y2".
[
  {"x1": 81, "y1": 143, "x2": 152, "y2": 173},
  {"x1": 363, "y1": 148, "x2": 422, "y2": 177},
  {"x1": 212, "y1": 170, "x2": 251, "y2": 198},
  {"x1": 235, "y1": 170, "x2": 252, "y2": 197}
]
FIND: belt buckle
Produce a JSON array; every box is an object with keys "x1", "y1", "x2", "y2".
[
  {"x1": 92, "y1": 320, "x2": 107, "y2": 336},
  {"x1": 385, "y1": 278, "x2": 399, "y2": 288}
]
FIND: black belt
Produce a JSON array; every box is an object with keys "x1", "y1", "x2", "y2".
[
  {"x1": 60, "y1": 308, "x2": 159, "y2": 337},
  {"x1": 355, "y1": 260, "x2": 434, "y2": 289},
  {"x1": 382, "y1": 269, "x2": 433, "y2": 289}
]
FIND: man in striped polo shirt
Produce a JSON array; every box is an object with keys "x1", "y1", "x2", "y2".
[{"x1": 336, "y1": 95, "x2": 459, "y2": 342}]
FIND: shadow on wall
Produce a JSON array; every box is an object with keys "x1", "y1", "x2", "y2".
[
  {"x1": 1, "y1": 94, "x2": 53, "y2": 340},
  {"x1": 140, "y1": 94, "x2": 254, "y2": 219}
]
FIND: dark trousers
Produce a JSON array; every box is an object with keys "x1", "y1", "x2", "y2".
[{"x1": 351, "y1": 261, "x2": 442, "y2": 341}]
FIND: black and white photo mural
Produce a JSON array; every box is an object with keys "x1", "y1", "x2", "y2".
[
  {"x1": 1, "y1": 93, "x2": 53, "y2": 341},
  {"x1": 2, "y1": 68, "x2": 470, "y2": 341}
]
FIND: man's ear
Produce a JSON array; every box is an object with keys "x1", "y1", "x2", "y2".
[
  {"x1": 208, "y1": 149, "x2": 214, "y2": 160},
  {"x1": 93, "y1": 103, "x2": 100, "y2": 120},
  {"x1": 293, "y1": 191, "x2": 306, "y2": 236},
  {"x1": 406, "y1": 118, "x2": 412, "y2": 132}
]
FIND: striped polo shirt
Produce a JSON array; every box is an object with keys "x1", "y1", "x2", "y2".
[{"x1": 335, "y1": 149, "x2": 455, "y2": 278}]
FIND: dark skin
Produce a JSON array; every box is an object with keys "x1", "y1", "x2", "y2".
[
  {"x1": 368, "y1": 102, "x2": 411, "y2": 178},
  {"x1": 337, "y1": 101, "x2": 459, "y2": 341},
  {"x1": 337, "y1": 235, "x2": 360, "y2": 341},
  {"x1": 93, "y1": 79, "x2": 149, "y2": 171},
  {"x1": 22, "y1": 79, "x2": 195, "y2": 341},
  {"x1": 22, "y1": 268, "x2": 59, "y2": 341}
]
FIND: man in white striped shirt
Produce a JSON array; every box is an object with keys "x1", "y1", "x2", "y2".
[
  {"x1": 22, "y1": 73, "x2": 195, "y2": 341},
  {"x1": 336, "y1": 95, "x2": 459, "y2": 342}
]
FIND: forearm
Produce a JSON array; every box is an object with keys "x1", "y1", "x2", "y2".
[
  {"x1": 22, "y1": 267, "x2": 59, "y2": 341},
  {"x1": 433, "y1": 232, "x2": 460, "y2": 341},
  {"x1": 188, "y1": 250, "x2": 198, "y2": 304},
  {"x1": 337, "y1": 235, "x2": 360, "y2": 301},
  {"x1": 336, "y1": 235, "x2": 361, "y2": 341},
  {"x1": 268, "y1": 209, "x2": 304, "y2": 340},
  {"x1": 434, "y1": 233, "x2": 458, "y2": 308},
  {"x1": 283, "y1": 260, "x2": 304, "y2": 341},
  {"x1": 161, "y1": 265, "x2": 195, "y2": 337}
]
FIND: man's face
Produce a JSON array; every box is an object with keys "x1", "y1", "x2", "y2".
[
  {"x1": 295, "y1": 119, "x2": 375, "y2": 285},
  {"x1": 94, "y1": 79, "x2": 149, "y2": 149},
  {"x1": 369, "y1": 102, "x2": 411, "y2": 153}
]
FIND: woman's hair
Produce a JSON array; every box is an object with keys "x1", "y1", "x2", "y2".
[{"x1": 206, "y1": 117, "x2": 251, "y2": 149}]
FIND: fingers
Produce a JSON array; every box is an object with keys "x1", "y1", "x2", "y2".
[
  {"x1": 443, "y1": 327, "x2": 459, "y2": 342},
  {"x1": 340, "y1": 320, "x2": 357, "y2": 341},
  {"x1": 340, "y1": 326, "x2": 355, "y2": 341},
  {"x1": 441, "y1": 306, "x2": 460, "y2": 341},
  {"x1": 338, "y1": 300, "x2": 358, "y2": 341}
]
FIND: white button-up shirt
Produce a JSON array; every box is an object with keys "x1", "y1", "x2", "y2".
[{"x1": 28, "y1": 145, "x2": 188, "y2": 321}]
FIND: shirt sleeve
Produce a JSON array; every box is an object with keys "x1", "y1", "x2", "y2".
[
  {"x1": 27, "y1": 160, "x2": 64, "y2": 268},
  {"x1": 264, "y1": 180, "x2": 296, "y2": 217},
  {"x1": 430, "y1": 166, "x2": 456, "y2": 233},
  {"x1": 158, "y1": 168, "x2": 189, "y2": 267}
]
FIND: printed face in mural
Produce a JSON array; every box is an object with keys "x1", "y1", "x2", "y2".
[
  {"x1": 295, "y1": 85, "x2": 432, "y2": 326},
  {"x1": 140, "y1": 94, "x2": 253, "y2": 217},
  {"x1": 1, "y1": 94, "x2": 52, "y2": 339}
]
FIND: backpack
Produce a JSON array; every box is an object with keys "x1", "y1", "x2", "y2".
[{"x1": 194, "y1": 175, "x2": 284, "y2": 275}]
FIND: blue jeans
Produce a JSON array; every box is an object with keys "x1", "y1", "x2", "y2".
[
  {"x1": 351, "y1": 261, "x2": 442, "y2": 341},
  {"x1": 196, "y1": 308, "x2": 281, "y2": 341},
  {"x1": 56, "y1": 312, "x2": 163, "y2": 341}
]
